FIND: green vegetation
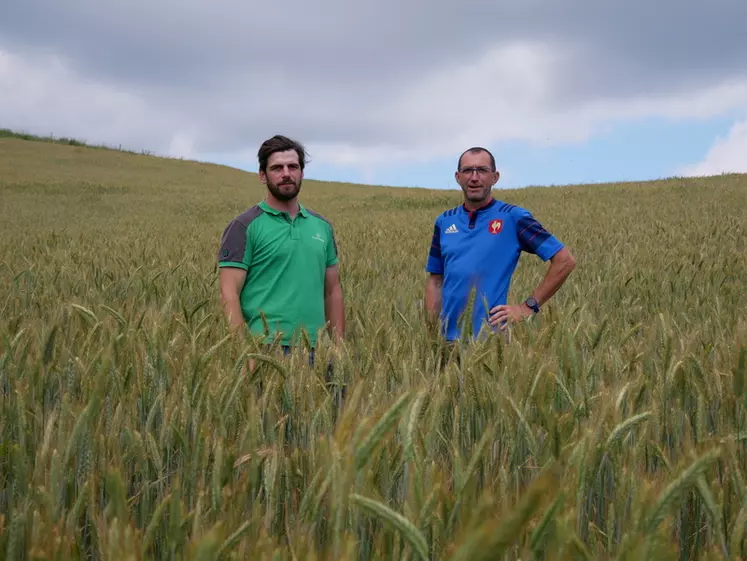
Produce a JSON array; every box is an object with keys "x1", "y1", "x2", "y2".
[
  {"x1": 1, "y1": 133, "x2": 746, "y2": 560},
  {"x1": 0, "y1": 128, "x2": 155, "y2": 155},
  {"x1": 0, "y1": 128, "x2": 89, "y2": 145}
]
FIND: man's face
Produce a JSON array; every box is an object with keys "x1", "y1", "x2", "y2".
[
  {"x1": 260, "y1": 150, "x2": 304, "y2": 201},
  {"x1": 454, "y1": 150, "x2": 500, "y2": 205}
]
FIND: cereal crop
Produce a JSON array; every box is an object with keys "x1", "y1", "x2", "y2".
[{"x1": 1, "y1": 134, "x2": 746, "y2": 560}]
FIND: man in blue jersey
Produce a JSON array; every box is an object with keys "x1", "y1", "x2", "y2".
[{"x1": 424, "y1": 146, "x2": 576, "y2": 343}]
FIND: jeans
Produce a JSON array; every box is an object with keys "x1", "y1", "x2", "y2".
[
  {"x1": 278, "y1": 345, "x2": 341, "y2": 395},
  {"x1": 277, "y1": 345, "x2": 316, "y2": 367},
  {"x1": 268, "y1": 345, "x2": 342, "y2": 415}
]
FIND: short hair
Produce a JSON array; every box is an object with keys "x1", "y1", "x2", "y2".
[
  {"x1": 257, "y1": 135, "x2": 308, "y2": 173},
  {"x1": 457, "y1": 146, "x2": 496, "y2": 171}
]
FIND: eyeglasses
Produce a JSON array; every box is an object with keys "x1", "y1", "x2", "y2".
[{"x1": 458, "y1": 166, "x2": 494, "y2": 175}]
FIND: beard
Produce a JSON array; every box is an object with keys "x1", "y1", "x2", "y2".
[{"x1": 267, "y1": 178, "x2": 302, "y2": 201}]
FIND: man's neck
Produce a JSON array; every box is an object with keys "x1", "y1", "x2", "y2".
[
  {"x1": 463, "y1": 197, "x2": 493, "y2": 212},
  {"x1": 265, "y1": 194, "x2": 300, "y2": 217}
]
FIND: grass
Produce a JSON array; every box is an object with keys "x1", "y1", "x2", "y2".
[
  {"x1": 0, "y1": 128, "x2": 156, "y2": 156},
  {"x1": 1, "y1": 132, "x2": 746, "y2": 560}
]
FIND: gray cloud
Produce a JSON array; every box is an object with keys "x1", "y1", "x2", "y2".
[{"x1": 1, "y1": 0, "x2": 746, "y2": 163}]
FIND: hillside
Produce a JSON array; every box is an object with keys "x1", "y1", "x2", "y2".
[
  {"x1": 3, "y1": 131, "x2": 745, "y2": 241},
  {"x1": 2, "y1": 134, "x2": 747, "y2": 559}
]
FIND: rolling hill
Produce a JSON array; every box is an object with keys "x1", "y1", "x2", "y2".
[{"x1": 1, "y1": 131, "x2": 746, "y2": 560}]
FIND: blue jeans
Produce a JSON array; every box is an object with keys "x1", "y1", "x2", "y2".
[
  {"x1": 277, "y1": 345, "x2": 316, "y2": 367},
  {"x1": 264, "y1": 345, "x2": 344, "y2": 420}
]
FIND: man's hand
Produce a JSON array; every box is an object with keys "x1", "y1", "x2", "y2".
[
  {"x1": 488, "y1": 302, "x2": 533, "y2": 329},
  {"x1": 489, "y1": 247, "x2": 577, "y2": 331}
]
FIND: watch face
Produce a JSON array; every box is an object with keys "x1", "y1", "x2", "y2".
[{"x1": 526, "y1": 297, "x2": 539, "y2": 310}]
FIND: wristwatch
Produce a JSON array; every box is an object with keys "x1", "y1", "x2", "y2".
[{"x1": 524, "y1": 296, "x2": 540, "y2": 314}]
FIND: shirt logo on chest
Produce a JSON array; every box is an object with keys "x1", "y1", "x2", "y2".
[
  {"x1": 445, "y1": 224, "x2": 459, "y2": 234},
  {"x1": 312, "y1": 233, "x2": 325, "y2": 243},
  {"x1": 489, "y1": 219, "x2": 503, "y2": 234}
]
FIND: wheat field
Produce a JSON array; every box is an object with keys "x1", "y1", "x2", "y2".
[{"x1": 1, "y1": 134, "x2": 746, "y2": 560}]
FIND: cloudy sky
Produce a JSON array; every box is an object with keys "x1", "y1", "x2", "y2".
[{"x1": 2, "y1": 0, "x2": 746, "y2": 189}]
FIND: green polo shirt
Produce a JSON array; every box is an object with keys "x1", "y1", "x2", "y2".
[{"x1": 217, "y1": 200, "x2": 339, "y2": 347}]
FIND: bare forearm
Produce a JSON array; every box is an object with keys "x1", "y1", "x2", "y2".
[
  {"x1": 424, "y1": 277, "x2": 443, "y2": 333},
  {"x1": 532, "y1": 252, "x2": 576, "y2": 306},
  {"x1": 490, "y1": 249, "x2": 576, "y2": 327},
  {"x1": 325, "y1": 287, "x2": 345, "y2": 342},
  {"x1": 221, "y1": 297, "x2": 245, "y2": 329},
  {"x1": 219, "y1": 268, "x2": 248, "y2": 330},
  {"x1": 425, "y1": 287, "x2": 441, "y2": 320}
]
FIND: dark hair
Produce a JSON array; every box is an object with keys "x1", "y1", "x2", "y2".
[
  {"x1": 257, "y1": 135, "x2": 308, "y2": 173},
  {"x1": 457, "y1": 146, "x2": 496, "y2": 171}
]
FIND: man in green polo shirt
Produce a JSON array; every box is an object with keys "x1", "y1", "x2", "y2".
[{"x1": 217, "y1": 135, "x2": 345, "y2": 359}]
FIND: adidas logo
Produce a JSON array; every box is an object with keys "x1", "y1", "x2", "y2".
[{"x1": 445, "y1": 224, "x2": 459, "y2": 234}]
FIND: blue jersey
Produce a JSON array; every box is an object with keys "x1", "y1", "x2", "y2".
[{"x1": 425, "y1": 198, "x2": 564, "y2": 342}]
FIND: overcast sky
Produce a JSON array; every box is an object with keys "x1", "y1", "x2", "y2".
[{"x1": 2, "y1": 0, "x2": 746, "y2": 189}]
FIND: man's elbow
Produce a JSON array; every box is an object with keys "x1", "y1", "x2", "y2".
[
  {"x1": 426, "y1": 273, "x2": 443, "y2": 289},
  {"x1": 551, "y1": 248, "x2": 576, "y2": 275},
  {"x1": 325, "y1": 280, "x2": 343, "y2": 299},
  {"x1": 560, "y1": 249, "x2": 576, "y2": 275},
  {"x1": 220, "y1": 284, "x2": 239, "y2": 303},
  {"x1": 564, "y1": 250, "x2": 576, "y2": 272}
]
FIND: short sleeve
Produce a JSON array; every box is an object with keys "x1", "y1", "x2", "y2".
[
  {"x1": 218, "y1": 219, "x2": 251, "y2": 270},
  {"x1": 326, "y1": 223, "x2": 339, "y2": 267},
  {"x1": 514, "y1": 209, "x2": 564, "y2": 261},
  {"x1": 425, "y1": 219, "x2": 444, "y2": 274}
]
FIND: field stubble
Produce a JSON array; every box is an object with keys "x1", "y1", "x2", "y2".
[{"x1": 1, "y1": 138, "x2": 747, "y2": 560}]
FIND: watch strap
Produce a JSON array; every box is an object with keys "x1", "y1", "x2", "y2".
[{"x1": 525, "y1": 297, "x2": 540, "y2": 313}]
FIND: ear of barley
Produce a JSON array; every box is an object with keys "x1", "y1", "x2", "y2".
[
  {"x1": 447, "y1": 463, "x2": 561, "y2": 561},
  {"x1": 695, "y1": 475, "x2": 729, "y2": 559},
  {"x1": 644, "y1": 448, "x2": 722, "y2": 536},
  {"x1": 735, "y1": 346, "x2": 747, "y2": 401},
  {"x1": 2, "y1": 138, "x2": 745, "y2": 559},
  {"x1": 353, "y1": 392, "x2": 411, "y2": 472},
  {"x1": 603, "y1": 412, "x2": 652, "y2": 452},
  {"x1": 530, "y1": 491, "x2": 566, "y2": 553},
  {"x1": 350, "y1": 493, "x2": 430, "y2": 561}
]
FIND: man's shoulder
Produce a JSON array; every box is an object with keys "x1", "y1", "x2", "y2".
[
  {"x1": 230, "y1": 204, "x2": 264, "y2": 227},
  {"x1": 490, "y1": 201, "x2": 539, "y2": 227},
  {"x1": 305, "y1": 207, "x2": 330, "y2": 222},
  {"x1": 305, "y1": 208, "x2": 336, "y2": 231},
  {"x1": 434, "y1": 205, "x2": 462, "y2": 224},
  {"x1": 491, "y1": 200, "x2": 529, "y2": 217}
]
